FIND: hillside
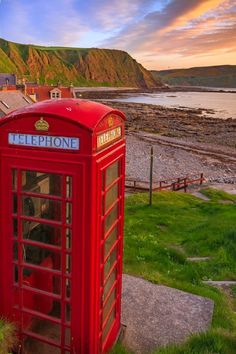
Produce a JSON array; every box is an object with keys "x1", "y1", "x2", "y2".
[
  {"x1": 151, "y1": 65, "x2": 236, "y2": 88},
  {"x1": 0, "y1": 38, "x2": 160, "y2": 88}
]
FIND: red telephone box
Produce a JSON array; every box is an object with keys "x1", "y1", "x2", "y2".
[{"x1": 0, "y1": 99, "x2": 125, "y2": 353}]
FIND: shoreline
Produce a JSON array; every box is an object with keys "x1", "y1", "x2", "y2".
[
  {"x1": 103, "y1": 100, "x2": 235, "y2": 185},
  {"x1": 74, "y1": 86, "x2": 236, "y2": 96},
  {"x1": 99, "y1": 100, "x2": 236, "y2": 149}
]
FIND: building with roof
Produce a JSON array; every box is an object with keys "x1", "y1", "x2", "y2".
[
  {"x1": 0, "y1": 91, "x2": 34, "y2": 117},
  {"x1": 26, "y1": 85, "x2": 75, "y2": 102},
  {"x1": 0, "y1": 74, "x2": 17, "y2": 86}
]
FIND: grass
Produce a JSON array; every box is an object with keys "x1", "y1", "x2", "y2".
[
  {"x1": 0, "y1": 319, "x2": 18, "y2": 353},
  {"x1": 114, "y1": 189, "x2": 236, "y2": 353}
]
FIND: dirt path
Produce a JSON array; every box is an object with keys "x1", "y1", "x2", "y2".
[{"x1": 133, "y1": 131, "x2": 236, "y2": 164}]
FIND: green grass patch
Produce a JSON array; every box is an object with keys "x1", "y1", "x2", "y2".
[
  {"x1": 0, "y1": 319, "x2": 18, "y2": 353},
  {"x1": 154, "y1": 330, "x2": 236, "y2": 354},
  {"x1": 115, "y1": 189, "x2": 236, "y2": 353}
]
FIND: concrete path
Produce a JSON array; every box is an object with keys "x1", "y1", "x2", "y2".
[
  {"x1": 187, "y1": 257, "x2": 211, "y2": 262},
  {"x1": 121, "y1": 274, "x2": 214, "y2": 353},
  {"x1": 210, "y1": 183, "x2": 236, "y2": 195},
  {"x1": 191, "y1": 192, "x2": 210, "y2": 201},
  {"x1": 204, "y1": 280, "x2": 236, "y2": 287}
]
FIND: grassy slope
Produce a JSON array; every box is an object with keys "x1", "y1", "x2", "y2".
[
  {"x1": 112, "y1": 189, "x2": 236, "y2": 354},
  {"x1": 151, "y1": 65, "x2": 236, "y2": 88}
]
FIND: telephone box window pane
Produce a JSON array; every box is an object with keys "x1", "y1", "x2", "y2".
[
  {"x1": 22, "y1": 291, "x2": 61, "y2": 319},
  {"x1": 23, "y1": 315, "x2": 61, "y2": 344},
  {"x1": 21, "y1": 196, "x2": 62, "y2": 221},
  {"x1": 104, "y1": 268, "x2": 116, "y2": 299},
  {"x1": 104, "y1": 247, "x2": 117, "y2": 279},
  {"x1": 66, "y1": 228, "x2": 72, "y2": 249},
  {"x1": 24, "y1": 339, "x2": 61, "y2": 354},
  {"x1": 105, "y1": 204, "x2": 118, "y2": 233},
  {"x1": 22, "y1": 171, "x2": 62, "y2": 196},
  {"x1": 65, "y1": 278, "x2": 71, "y2": 298},
  {"x1": 23, "y1": 245, "x2": 61, "y2": 270},
  {"x1": 12, "y1": 194, "x2": 17, "y2": 214},
  {"x1": 105, "y1": 183, "x2": 118, "y2": 211},
  {"x1": 22, "y1": 221, "x2": 62, "y2": 247},
  {"x1": 13, "y1": 218, "x2": 18, "y2": 237},
  {"x1": 66, "y1": 254, "x2": 71, "y2": 275},
  {"x1": 104, "y1": 225, "x2": 118, "y2": 258},
  {"x1": 13, "y1": 241, "x2": 18, "y2": 261},
  {"x1": 12, "y1": 169, "x2": 17, "y2": 191},
  {"x1": 66, "y1": 203, "x2": 72, "y2": 224},
  {"x1": 103, "y1": 287, "x2": 116, "y2": 322},
  {"x1": 102, "y1": 307, "x2": 116, "y2": 343},
  {"x1": 106, "y1": 161, "x2": 119, "y2": 187},
  {"x1": 66, "y1": 176, "x2": 72, "y2": 198},
  {"x1": 66, "y1": 303, "x2": 71, "y2": 323},
  {"x1": 14, "y1": 265, "x2": 19, "y2": 283},
  {"x1": 22, "y1": 267, "x2": 61, "y2": 295},
  {"x1": 65, "y1": 327, "x2": 71, "y2": 346},
  {"x1": 102, "y1": 171, "x2": 105, "y2": 192}
]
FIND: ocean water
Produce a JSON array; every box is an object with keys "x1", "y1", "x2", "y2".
[{"x1": 113, "y1": 91, "x2": 236, "y2": 119}]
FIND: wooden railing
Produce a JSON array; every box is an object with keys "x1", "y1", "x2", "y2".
[{"x1": 125, "y1": 173, "x2": 205, "y2": 193}]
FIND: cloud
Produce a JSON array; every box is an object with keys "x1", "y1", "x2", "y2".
[
  {"x1": 101, "y1": 0, "x2": 236, "y2": 68},
  {"x1": 0, "y1": 0, "x2": 235, "y2": 69},
  {"x1": 86, "y1": 0, "x2": 156, "y2": 30}
]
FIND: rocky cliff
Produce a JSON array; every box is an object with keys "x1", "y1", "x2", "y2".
[{"x1": 0, "y1": 38, "x2": 159, "y2": 88}]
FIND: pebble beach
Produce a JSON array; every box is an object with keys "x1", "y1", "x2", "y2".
[{"x1": 76, "y1": 89, "x2": 236, "y2": 186}]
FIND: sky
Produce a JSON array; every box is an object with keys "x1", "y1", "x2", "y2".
[{"x1": 0, "y1": 0, "x2": 235, "y2": 70}]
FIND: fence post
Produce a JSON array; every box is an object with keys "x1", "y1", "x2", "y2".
[
  {"x1": 184, "y1": 178, "x2": 187, "y2": 192},
  {"x1": 149, "y1": 146, "x2": 154, "y2": 206},
  {"x1": 200, "y1": 173, "x2": 204, "y2": 185},
  {"x1": 177, "y1": 178, "x2": 180, "y2": 190}
]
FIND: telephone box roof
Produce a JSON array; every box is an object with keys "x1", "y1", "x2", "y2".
[{"x1": 2, "y1": 98, "x2": 125, "y2": 131}]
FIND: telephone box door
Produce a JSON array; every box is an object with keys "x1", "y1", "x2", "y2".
[{"x1": 1, "y1": 157, "x2": 81, "y2": 353}]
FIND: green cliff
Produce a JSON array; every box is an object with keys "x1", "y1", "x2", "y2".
[
  {"x1": 151, "y1": 65, "x2": 236, "y2": 88},
  {"x1": 0, "y1": 38, "x2": 159, "y2": 88}
]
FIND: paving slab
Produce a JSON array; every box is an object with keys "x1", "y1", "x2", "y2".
[
  {"x1": 121, "y1": 274, "x2": 214, "y2": 353},
  {"x1": 191, "y1": 192, "x2": 210, "y2": 201}
]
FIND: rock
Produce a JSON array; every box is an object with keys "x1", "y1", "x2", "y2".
[{"x1": 121, "y1": 274, "x2": 214, "y2": 353}]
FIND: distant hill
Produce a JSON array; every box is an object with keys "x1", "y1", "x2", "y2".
[
  {"x1": 151, "y1": 65, "x2": 236, "y2": 88},
  {"x1": 0, "y1": 38, "x2": 160, "y2": 88}
]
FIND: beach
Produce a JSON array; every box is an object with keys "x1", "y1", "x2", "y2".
[
  {"x1": 76, "y1": 90, "x2": 236, "y2": 186},
  {"x1": 105, "y1": 100, "x2": 236, "y2": 185}
]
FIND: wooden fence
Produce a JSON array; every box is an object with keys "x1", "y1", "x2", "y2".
[{"x1": 125, "y1": 173, "x2": 204, "y2": 193}]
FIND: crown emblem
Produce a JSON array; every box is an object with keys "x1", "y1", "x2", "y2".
[
  {"x1": 108, "y1": 116, "x2": 114, "y2": 127},
  {"x1": 35, "y1": 117, "x2": 49, "y2": 131}
]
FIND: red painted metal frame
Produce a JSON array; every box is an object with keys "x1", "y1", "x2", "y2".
[{"x1": 0, "y1": 99, "x2": 125, "y2": 354}]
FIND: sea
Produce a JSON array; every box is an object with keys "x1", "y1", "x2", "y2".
[{"x1": 112, "y1": 88, "x2": 236, "y2": 120}]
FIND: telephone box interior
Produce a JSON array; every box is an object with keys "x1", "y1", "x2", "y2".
[{"x1": 0, "y1": 99, "x2": 126, "y2": 354}]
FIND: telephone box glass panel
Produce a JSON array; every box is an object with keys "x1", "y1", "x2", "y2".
[
  {"x1": 100, "y1": 159, "x2": 122, "y2": 346},
  {"x1": 11, "y1": 168, "x2": 73, "y2": 351}
]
